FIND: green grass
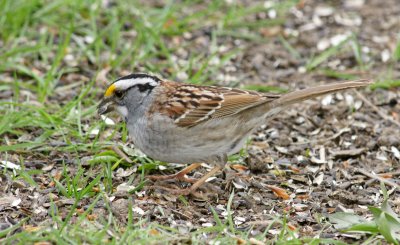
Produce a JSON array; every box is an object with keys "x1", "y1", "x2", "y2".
[
  {"x1": 370, "y1": 80, "x2": 400, "y2": 90},
  {"x1": 306, "y1": 36, "x2": 352, "y2": 71},
  {"x1": 329, "y1": 183, "x2": 400, "y2": 244},
  {"x1": 0, "y1": 0, "x2": 397, "y2": 244}
]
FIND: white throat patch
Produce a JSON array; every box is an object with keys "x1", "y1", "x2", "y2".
[{"x1": 115, "y1": 105, "x2": 128, "y2": 118}]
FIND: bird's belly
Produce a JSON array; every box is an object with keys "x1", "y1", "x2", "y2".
[{"x1": 128, "y1": 116, "x2": 257, "y2": 163}]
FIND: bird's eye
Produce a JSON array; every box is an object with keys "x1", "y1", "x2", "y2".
[{"x1": 114, "y1": 90, "x2": 124, "y2": 99}]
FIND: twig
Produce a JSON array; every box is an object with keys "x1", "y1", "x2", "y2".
[
  {"x1": 171, "y1": 209, "x2": 191, "y2": 220},
  {"x1": 354, "y1": 90, "x2": 400, "y2": 128},
  {"x1": 355, "y1": 168, "x2": 400, "y2": 189},
  {"x1": 246, "y1": 220, "x2": 274, "y2": 226},
  {"x1": 382, "y1": 170, "x2": 400, "y2": 176},
  {"x1": 112, "y1": 145, "x2": 133, "y2": 163}
]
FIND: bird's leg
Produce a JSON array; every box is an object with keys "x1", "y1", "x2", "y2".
[
  {"x1": 153, "y1": 155, "x2": 227, "y2": 196},
  {"x1": 147, "y1": 163, "x2": 202, "y2": 183},
  {"x1": 185, "y1": 165, "x2": 222, "y2": 194},
  {"x1": 152, "y1": 165, "x2": 222, "y2": 196}
]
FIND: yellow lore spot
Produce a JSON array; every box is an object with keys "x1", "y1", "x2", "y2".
[{"x1": 105, "y1": 84, "x2": 116, "y2": 97}]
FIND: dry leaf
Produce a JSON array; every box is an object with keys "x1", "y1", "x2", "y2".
[
  {"x1": 266, "y1": 185, "x2": 290, "y2": 200},
  {"x1": 41, "y1": 163, "x2": 54, "y2": 172},
  {"x1": 327, "y1": 207, "x2": 336, "y2": 213},
  {"x1": 163, "y1": 18, "x2": 175, "y2": 29},
  {"x1": 20, "y1": 207, "x2": 33, "y2": 216},
  {"x1": 260, "y1": 26, "x2": 282, "y2": 37},
  {"x1": 54, "y1": 171, "x2": 62, "y2": 181},
  {"x1": 392, "y1": 111, "x2": 399, "y2": 121},
  {"x1": 289, "y1": 166, "x2": 301, "y2": 173},
  {"x1": 24, "y1": 225, "x2": 43, "y2": 232},
  {"x1": 34, "y1": 242, "x2": 52, "y2": 245},
  {"x1": 86, "y1": 214, "x2": 97, "y2": 221},
  {"x1": 296, "y1": 194, "x2": 310, "y2": 200},
  {"x1": 96, "y1": 67, "x2": 111, "y2": 85},
  {"x1": 287, "y1": 223, "x2": 297, "y2": 231},
  {"x1": 378, "y1": 173, "x2": 393, "y2": 179},
  {"x1": 231, "y1": 164, "x2": 248, "y2": 172},
  {"x1": 149, "y1": 229, "x2": 160, "y2": 236},
  {"x1": 249, "y1": 238, "x2": 265, "y2": 245},
  {"x1": 235, "y1": 237, "x2": 246, "y2": 245},
  {"x1": 342, "y1": 160, "x2": 350, "y2": 169}
]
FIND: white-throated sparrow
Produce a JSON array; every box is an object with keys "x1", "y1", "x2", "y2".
[{"x1": 98, "y1": 73, "x2": 371, "y2": 195}]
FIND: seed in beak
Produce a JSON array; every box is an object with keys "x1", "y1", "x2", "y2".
[{"x1": 97, "y1": 99, "x2": 114, "y2": 115}]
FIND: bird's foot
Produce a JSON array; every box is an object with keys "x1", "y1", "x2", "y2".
[
  {"x1": 147, "y1": 173, "x2": 198, "y2": 183},
  {"x1": 148, "y1": 166, "x2": 222, "y2": 197},
  {"x1": 147, "y1": 163, "x2": 201, "y2": 183}
]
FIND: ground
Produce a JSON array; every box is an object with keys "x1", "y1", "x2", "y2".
[{"x1": 1, "y1": 0, "x2": 400, "y2": 244}]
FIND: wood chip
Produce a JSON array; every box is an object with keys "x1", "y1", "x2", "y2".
[
  {"x1": 330, "y1": 148, "x2": 366, "y2": 158},
  {"x1": 391, "y1": 146, "x2": 400, "y2": 159},
  {"x1": 249, "y1": 238, "x2": 265, "y2": 245},
  {"x1": 355, "y1": 168, "x2": 400, "y2": 189}
]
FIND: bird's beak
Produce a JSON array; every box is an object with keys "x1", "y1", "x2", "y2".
[{"x1": 97, "y1": 98, "x2": 115, "y2": 115}]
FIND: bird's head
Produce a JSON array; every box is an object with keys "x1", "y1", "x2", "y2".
[{"x1": 97, "y1": 73, "x2": 161, "y2": 119}]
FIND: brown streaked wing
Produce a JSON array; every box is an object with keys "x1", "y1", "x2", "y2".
[
  {"x1": 172, "y1": 86, "x2": 224, "y2": 127},
  {"x1": 160, "y1": 84, "x2": 280, "y2": 128},
  {"x1": 211, "y1": 87, "x2": 279, "y2": 118}
]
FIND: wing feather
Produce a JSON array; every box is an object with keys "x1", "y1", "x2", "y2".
[{"x1": 157, "y1": 82, "x2": 280, "y2": 127}]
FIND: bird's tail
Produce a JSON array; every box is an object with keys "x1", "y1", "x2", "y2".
[{"x1": 271, "y1": 79, "x2": 372, "y2": 108}]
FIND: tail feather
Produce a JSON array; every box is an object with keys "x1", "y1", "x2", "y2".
[{"x1": 272, "y1": 79, "x2": 372, "y2": 108}]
